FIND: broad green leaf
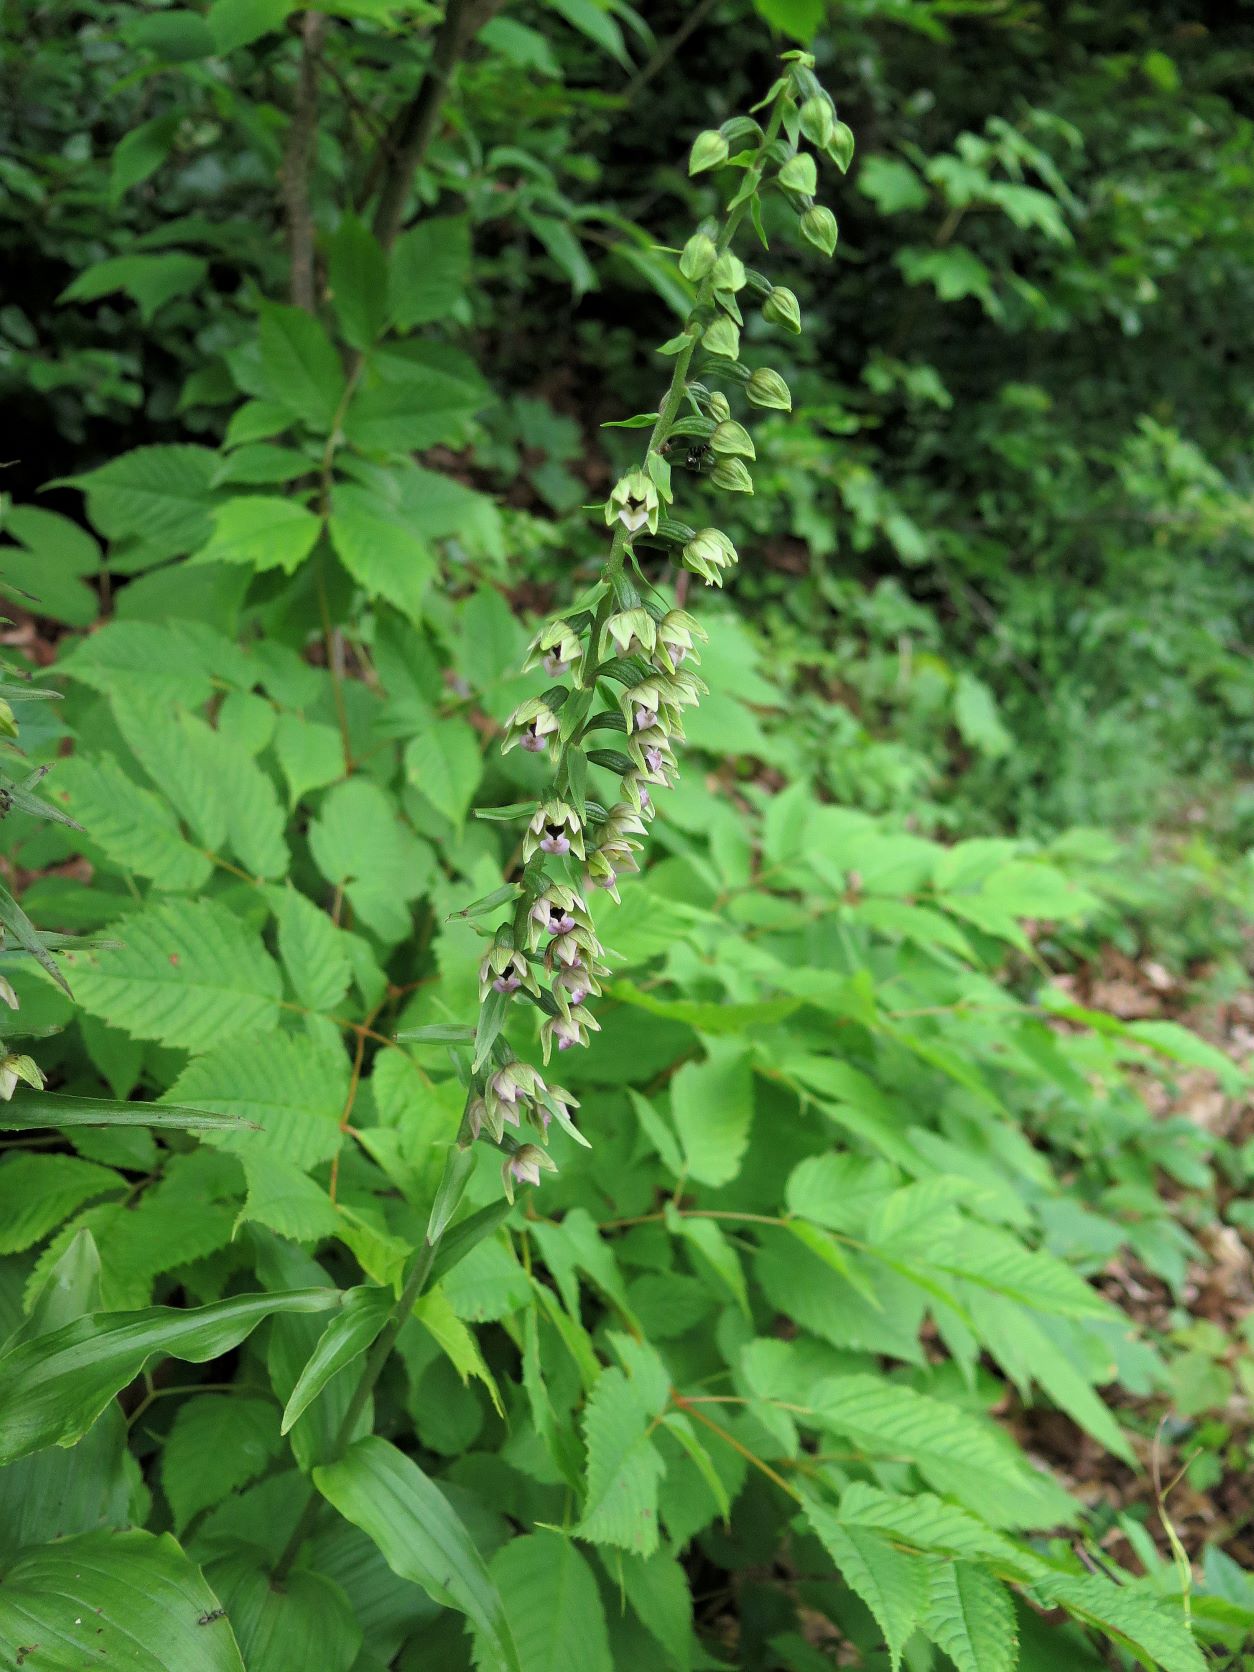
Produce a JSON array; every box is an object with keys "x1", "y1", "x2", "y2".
[
  {"x1": 577, "y1": 1366, "x2": 666, "y2": 1555},
  {"x1": 62, "y1": 443, "x2": 217, "y2": 556},
  {"x1": 309, "y1": 777, "x2": 435, "y2": 942},
  {"x1": 0, "y1": 1153, "x2": 123, "y2": 1254},
  {"x1": 330, "y1": 214, "x2": 388, "y2": 350},
  {"x1": 0, "y1": 504, "x2": 99, "y2": 625},
  {"x1": 56, "y1": 617, "x2": 247, "y2": 708},
  {"x1": 0, "y1": 1088, "x2": 254, "y2": 1134},
  {"x1": 1039, "y1": 1574, "x2": 1206, "y2": 1672},
  {"x1": 388, "y1": 216, "x2": 471, "y2": 329},
  {"x1": 669, "y1": 1043, "x2": 754, "y2": 1188},
  {"x1": 809, "y1": 1374, "x2": 1076, "y2": 1530},
  {"x1": 163, "y1": 1395, "x2": 282, "y2": 1532},
  {"x1": 61, "y1": 251, "x2": 208, "y2": 324},
  {"x1": 0, "y1": 1529, "x2": 245, "y2": 1670},
  {"x1": 259, "y1": 303, "x2": 345, "y2": 431},
  {"x1": 238, "y1": 1152, "x2": 341, "y2": 1243},
  {"x1": 313, "y1": 1435, "x2": 520, "y2": 1671},
  {"x1": 921, "y1": 1560, "x2": 1018, "y2": 1672},
  {"x1": 545, "y1": 0, "x2": 630, "y2": 66},
  {"x1": 268, "y1": 885, "x2": 353, "y2": 1012},
  {"x1": 167, "y1": 1032, "x2": 347, "y2": 1168},
  {"x1": 484, "y1": 1532, "x2": 612, "y2": 1672},
  {"x1": 344, "y1": 362, "x2": 484, "y2": 453},
  {"x1": 205, "y1": 1555, "x2": 362, "y2": 1672},
  {"x1": 69, "y1": 897, "x2": 282, "y2": 1051},
  {"x1": 212, "y1": 443, "x2": 315, "y2": 487},
  {"x1": 282, "y1": 1285, "x2": 392, "y2": 1434},
  {"x1": 50, "y1": 752, "x2": 213, "y2": 890},
  {"x1": 402, "y1": 716, "x2": 483, "y2": 828},
  {"x1": 273, "y1": 711, "x2": 345, "y2": 806},
  {"x1": 111, "y1": 697, "x2": 228, "y2": 847},
  {"x1": 837, "y1": 1484, "x2": 1032, "y2": 1571},
  {"x1": 604, "y1": 1548, "x2": 696, "y2": 1668},
  {"x1": 329, "y1": 489, "x2": 435, "y2": 619},
  {"x1": 953, "y1": 672, "x2": 1013, "y2": 758},
  {"x1": 198, "y1": 495, "x2": 321, "y2": 574},
  {"x1": 0, "y1": 1407, "x2": 132, "y2": 1561},
  {"x1": 664, "y1": 1206, "x2": 748, "y2": 1314},
  {"x1": 110, "y1": 113, "x2": 180, "y2": 199},
  {"x1": 805, "y1": 1504, "x2": 931, "y2": 1672},
  {"x1": 0, "y1": 1289, "x2": 338, "y2": 1464},
  {"x1": 752, "y1": 0, "x2": 823, "y2": 42},
  {"x1": 208, "y1": 0, "x2": 294, "y2": 51}
]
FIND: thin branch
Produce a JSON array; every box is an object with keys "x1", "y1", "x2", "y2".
[
  {"x1": 369, "y1": 0, "x2": 503, "y2": 251},
  {"x1": 282, "y1": 12, "x2": 327, "y2": 312}
]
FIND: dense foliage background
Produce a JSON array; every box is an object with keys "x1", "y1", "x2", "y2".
[{"x1": 0, "y1": 1, "x2": 1251, "y2": 1668}]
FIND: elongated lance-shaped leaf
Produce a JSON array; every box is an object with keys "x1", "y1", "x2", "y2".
[
  {"x1": 281, "y1": 1284, "x2": 393, "y2": 1435},
  {"x1": 0, "y1": 1088, "x2": 259, "y2": 1132},
  {"x1": 427, "y1": 1198, "x2": 515, "y2": 1287},
  {"x1": 314, "y1": 1436, "x2": 520, "y2": 1672},
  {"x1": 0, "y1": 1288, "x2": 341, "y2": 1464}
]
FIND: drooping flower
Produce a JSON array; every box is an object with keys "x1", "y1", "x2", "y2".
[
  {"x1": 502, "y1": 1142, "x2": 557, "y2": 1202},
  {"x1": 526, "y1": 884, "x2": 591, "y2": 950},
  {"x1": 478, "y1": 944, "x2": 539, "y2": 1003},
  {"x1": 0, "y1": 1052, "x2": 43, "y2": 1102},
  {"x1": 604, "y1": 469, "x2": 660, "y2": 536},
  {"x1": 523, "y1": 800, "x2": 585, "y2": 861},
  {"x1": 653, "y1": 610, "x2": 706, "y2": 672},
  {"x1": 682, "y1": 527, "x2": 738, "y2": 587},
  {"x1": 501, "y1": 697, "x2": 562, "y2": 759},
  {"x1": 523, "y1": 619, "x2": 585, "y2": 675},
  {"x1": 540, "y1": 1009, "x2": 601, "y2": 1063},
  {"x1": 601, "y1": 607, "x2": 657, "y2": 660}
]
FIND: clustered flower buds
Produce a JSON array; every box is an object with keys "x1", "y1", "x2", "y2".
[{"x1": 450, "y1": 52, "x2": 848, "y2": 1205}]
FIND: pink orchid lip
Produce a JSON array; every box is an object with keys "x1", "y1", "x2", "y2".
[
  {"x1": 634, "y1": 706, "x2": 657, "y2": 730},
  {"x1": 521, "y1": 729, "x2": 546, "y2": 752},
  {"x1": 543, "y1": 654, "x2": 570, "y2": 676},
  {"x1": 493, "y1": 974, "x2": 522, "y2": 993},
  {"x1": 540, "y1": 834, "x2": 571, "y2": 855}
]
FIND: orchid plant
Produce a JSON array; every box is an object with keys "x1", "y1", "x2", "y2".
[{"x1": 406, "y1": 51, "x2": 853, "y2": 1244}]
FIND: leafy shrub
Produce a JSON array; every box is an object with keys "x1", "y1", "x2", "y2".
[{"x1": 0, "y1": 5, "x2": 1250, "y2": 1671}]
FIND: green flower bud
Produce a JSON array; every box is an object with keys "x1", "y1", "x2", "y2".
[
  {"x1": 710, "y1": 457, "x2": 753, "y2": 494},
  {"x1": 711, "y1": 251, "x2": 746, "y2": 293},
  {"x1": 689, "y1": 130, "x2": 729, "y2": 175},
  {"x1": 710, "y1": 420, "x2": 755, "y2": 460},
  {"x1": 682, "y1": 527, "x2": 738, "y2": 587},
  {"x1": 800, "y1": 204, "x2": 838, "y2": 257},
  {"x1": 762, "y1": 286, "x2": 802, "y2": 334},
  {"x1": 779, "y1": 152, "x2": 818, "y2": 196},
  {"x1": 799, "y1": 95, "x2": 836, "y2": 149},
  {"x1": 828, "y1": 120, "x2": 856, "y2": 174},
  {"x1": 746, "y1": 367, "x2": 792, "y2": 411},
  {"x1": 0, "y1": 1051, "x2": 44, "y2": 1101},
  {"x1": 679, "y1": 232, "x2": 718, "y2": 281},
  {"x1": 703, "y1": 316, "x2": 740, "y2": 360},
  {"x1": 706, "y1": 390, "x2": 732, "y2": 423}
]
